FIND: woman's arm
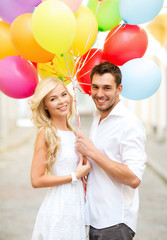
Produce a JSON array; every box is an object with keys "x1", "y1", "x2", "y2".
[{"x1": 31, "y1": 129, "x2": 91, "y2": 188}]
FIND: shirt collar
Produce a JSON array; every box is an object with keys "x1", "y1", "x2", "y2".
[{"x1": 94, "y1": 101, "x2": 128, "y2": 120}]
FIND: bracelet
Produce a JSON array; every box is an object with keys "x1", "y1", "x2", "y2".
[{"x1": 71, "y1": 172, "x2": 79, "y2": 184}]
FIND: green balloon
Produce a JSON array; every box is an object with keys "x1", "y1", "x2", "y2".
[{"x1": 87, "y1": 0, "x2": 121, "y2": 32}]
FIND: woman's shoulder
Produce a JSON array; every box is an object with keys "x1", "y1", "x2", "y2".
[{"x1": 35, "y1": 127, "x2": 46, "y2": 147}]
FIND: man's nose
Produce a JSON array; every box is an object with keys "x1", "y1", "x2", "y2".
[{"x1": 96, "y1": 88, "x2": 104, "y2": 98}]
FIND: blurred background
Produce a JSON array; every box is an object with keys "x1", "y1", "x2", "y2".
[{"x1": 0, "y1": 0, "x2": 167, "y2": 239}]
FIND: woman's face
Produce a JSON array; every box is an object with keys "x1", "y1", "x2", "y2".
[{"x1": 44, "y1": 84, "x2": 71, "y2": 119}]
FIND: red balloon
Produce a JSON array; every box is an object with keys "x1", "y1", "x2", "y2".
[
  {"x1": 31, "y1": 62, "x2": 37, "y2": 69},
  {"x1": 76, "y1": 48, "x2": 105, "y2": 95},
  {"x1": 103, "y1": 24, "x2": 148, "y2": 66}
]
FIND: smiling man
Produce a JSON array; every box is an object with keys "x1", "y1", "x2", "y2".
[{"x1": 75, "y1": 61, "x2": 147, "y2": 240}]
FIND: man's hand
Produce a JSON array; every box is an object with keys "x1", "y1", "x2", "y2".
[{"x1": 75, "y1": 132, "x2": 96, "y2": 158}]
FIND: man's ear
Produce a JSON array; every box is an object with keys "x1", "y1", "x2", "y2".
[{"x1": 117, "y1": 84, "x2": 123, "y2": 94}]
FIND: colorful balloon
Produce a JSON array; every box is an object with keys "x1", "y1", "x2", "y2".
[
  {"x1": 121, "y1": 58, "x2": 162, "y2": 100},
  {"x1": 0, "y1": 21, "x2": 18, "y2": 60},
  {"x1": 103, "y1": 24, "x2": 148, "y2": 66},
  {"x1": 0, "y1": 0, "x2": 34, "y2": 24},
  {"x1": 10, "y1": 13, "x2": 55, "y2": 63},
  {"x1": 87, "y1": 0, "x2": 121, "y2": 32},
  {"x1": 58, "y1": 0, "x2": 82, "y2": 13},
  {"x1": 76, "y1": 48, "x2": 105, "y2": 95},
  {"x1": 0, "y1": 56, "x2": 38, "y2": 99},
  {"x1": 71, "y1": 6, "x2": 98, "y2": 57},
  {"x1": 32, "y1": 0, "x2": 76, "y2": 55},
  {"x1": 38, "y1": 52, "x2": 75, "y2": 85},
  {"x1": 119, "y1": 0, "x2": 164, "y2": 25},
  {"x1": 18, "y1": 0, "x2": 42, "y2": 7}
]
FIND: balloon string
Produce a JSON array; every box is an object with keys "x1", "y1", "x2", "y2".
[
  {"x1": 75, "y1": 2, "x2": 101, "y2": 74},
  {"x1": 96, "y1": 1, "x2": 101, "y2": 15},
  {"x1": 38, "y1": 60, "x2": 70, "y2": 78},
  {"x1": 63, "y1": 54, "x2": 88, "y2": 197},
  {"x1": 104, "y1": 20, "x2": 126, "y2": 44},
  {"x1": 76, "y1": 21, "x2": 126, "y2": 76},
  {"x1": 76, "y1": 48, "x2": 100, "y2": 75}
]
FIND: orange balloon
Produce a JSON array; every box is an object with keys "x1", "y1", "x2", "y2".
[
  {"x1": 10, "y1": 13, "x2": 54, "y2": 63},
  {"x1": 0, "y1": 21, "x2": 18, "y2": 60}
]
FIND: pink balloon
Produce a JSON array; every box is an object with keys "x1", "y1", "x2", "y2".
[
  {"x1": 0, "y1": 0, "x2": 34, "y2": 24},
  {"x1": 0, "y1": 56, "x2": 38, "y2": 99},
  {"x1": 60, "y1": 0, "x2": 82, "y2": 13}
]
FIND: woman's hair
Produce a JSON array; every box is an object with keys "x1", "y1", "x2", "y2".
[{"x1": 30, "y1": 76, "x2": 74, "y2": 173}]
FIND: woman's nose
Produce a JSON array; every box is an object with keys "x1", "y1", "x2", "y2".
[{"x1": 58, "y1": 97, "x2": 65, "y2": 104}]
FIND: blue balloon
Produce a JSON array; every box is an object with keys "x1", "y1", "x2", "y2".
[
  {"x1": 120, "y1": 58, "x2": 162, "y2": 100},
  {"x1": 119, "y1": 0, "x2": 164, "y2": 25}
]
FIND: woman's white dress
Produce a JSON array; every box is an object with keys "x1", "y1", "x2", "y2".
[{"x1": 32, "y1": 130, "x2": 86, "y2": 240}]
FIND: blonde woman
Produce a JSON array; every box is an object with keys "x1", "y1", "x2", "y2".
[{"x1": 30, "y1": 77, "x2": 91, "y2": 240}]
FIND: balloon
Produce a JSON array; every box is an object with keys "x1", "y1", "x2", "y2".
[
  {"x1": 18, "y1": 0, "x2": 42, "y2": 7},
  {"x1": 87, "y1": 0, "x2": 121, "y2": 32},
  {"x1": 58, "y1": 0, "x2": 82, "y2": 13},
  {"x1": 119, "y1": 0, "x2": 164, "y2": 25},
  {"x1": 71, "y1": 6, "x2": 98, "y2": 57},
  {"x1": 0, "y1": 0, "x2": 34, "y2": 24},
  {"x1": 32, "y1": 0, "x2": 76, "y2": 55},
  {"x1": 0, "y1": 56, "x2": 38, "y2": 99},
  {"x1": 0, "y1": 21, "x2": 18, "y2": 60},
  {"x1": 103, "y1": 24, "x2": 148, "y2": 66},
  {"x1": 121, "y1": 58, "x2": 162, "y2": 100},
  {"x1": 10, "y1": 13, "x2": 55, "y2": 63},
  {"x1": 38, "y1": 52, "x2": 75, "y2": 85},
  {"x1": 76, "y1": 48, "x2": 105, "y2": 95}
]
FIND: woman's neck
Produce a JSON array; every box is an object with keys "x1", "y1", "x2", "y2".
[{"x1": 51, "y1": 117, "x2": 69, "y2": 131}]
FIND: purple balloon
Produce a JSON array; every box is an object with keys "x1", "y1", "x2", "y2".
[
  {"x1": 0, "y1": 0, "x2": 34, "y2": 24},
  {"x1": 0, "y1": 56, "x2": 38, "y2": 99},
  {"x1": 18, "y1": 0, "x2": 42, "y2": 7}
]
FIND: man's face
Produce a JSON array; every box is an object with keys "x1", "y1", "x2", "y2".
[{"x1": 91, "y1": 73, "x2": 122, "y2": 116}]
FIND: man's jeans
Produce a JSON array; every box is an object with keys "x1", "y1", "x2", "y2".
[{"x1": 89, "y1": 223, "x2": 135, "y2": 240}]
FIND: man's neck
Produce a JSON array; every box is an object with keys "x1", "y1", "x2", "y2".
[{"x1": 99, "y1": 99, "x2": 120, "y2": 123}]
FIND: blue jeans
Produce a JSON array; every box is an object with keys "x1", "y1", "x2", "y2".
[{"x1": 89, "y1": 223, "x2": 135, "y2": 240}]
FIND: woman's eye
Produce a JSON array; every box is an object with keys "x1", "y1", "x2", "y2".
[
  {"x1": 62, "y1": 93, "x2": 67, "y2": 97},
  {"x1": 51, "y1": 98, "x2": 56, "y2": 101}
]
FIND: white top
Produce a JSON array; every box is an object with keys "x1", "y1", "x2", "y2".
[
  {"x1": 32, "y1": 130, "x2": 86, "y2": 240},
  {"x1": 85, "y1": 101, "x2": 146, "y2": 232}
]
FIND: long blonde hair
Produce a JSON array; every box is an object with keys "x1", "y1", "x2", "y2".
[{"x1": 30, "y1": 77, "x2": 74, "y2": 173}]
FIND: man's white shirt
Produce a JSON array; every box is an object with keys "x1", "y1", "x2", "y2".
[{"x1": 85, "y1": 101, "x2": 147, "y2": 232}]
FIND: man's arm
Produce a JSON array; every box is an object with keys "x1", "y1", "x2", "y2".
[{"x1": 75, "y1": 132, "x2": 141, "y2": 189}]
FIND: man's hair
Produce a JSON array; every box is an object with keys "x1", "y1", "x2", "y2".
[{"x1": 90, "y1": 61, "x2": 122, "y2": 87}]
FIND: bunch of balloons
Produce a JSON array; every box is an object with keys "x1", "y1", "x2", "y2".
[{"x1": 0, "y1": 0, "x2": 163, "y2": 100}]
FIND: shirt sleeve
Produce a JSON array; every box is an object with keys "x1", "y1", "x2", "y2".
[{"x1": 120, "y1": 117, "x2": 147, "y2": 181}]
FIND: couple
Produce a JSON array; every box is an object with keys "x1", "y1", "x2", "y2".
[{"x1": 30, "y1": 61, "x2": 146, "y2": 240}]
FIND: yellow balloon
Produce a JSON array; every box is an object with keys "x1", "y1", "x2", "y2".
[
  {"x1": 0, "y1": 21, "x2": 18, "y2": 60},
  {"x1": 37, "y1": 52, "x2": 76, "y2": 85},
  {"x1": 32, "y1": 0, "x2": 76, "y2": 55},
  {"x1": 71, "y1": 6, "x2": 98, "y2": 57}
]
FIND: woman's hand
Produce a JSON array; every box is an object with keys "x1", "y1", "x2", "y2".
[
  {"x1": 75, "y1": 132, "x2": 97, "y2": 158},
  {"x1": 75, "y1": 156, "x2": 91, "y2": 179}
]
